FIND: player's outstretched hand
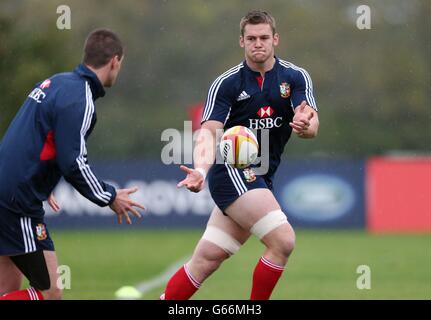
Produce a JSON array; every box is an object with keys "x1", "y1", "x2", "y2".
[
  {"x1": 109, "y1": 187, "x2": 145, "y2": 225},
  {"x1": 289, "y1": 100, "x2": 314, "y2": 134},
  {"x1": 47, "y1": 193, "x2": 61, "y2": 213},
  {"x1": 177, "y1": 165, "x2": 205, "y2": 193}
]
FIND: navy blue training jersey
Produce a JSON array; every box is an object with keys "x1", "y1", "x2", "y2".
[
  {"x1": 202, "y1": 57, "x2": 318, "y2": 179},
  {"x1": 0, "y1": 64, "x2": 116, "y2": 218}
]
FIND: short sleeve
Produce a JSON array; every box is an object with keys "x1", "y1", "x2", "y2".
[
  {"x1": 201, "y1": 65, "x2": 242, "y2": 124},
  {"x1": 291, "y1": 68, "x2": 318, "y2": 111}
]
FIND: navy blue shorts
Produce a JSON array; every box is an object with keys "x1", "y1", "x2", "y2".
[
  {"x1": 0, "y1": 207, "x2": 55, "y2": 256},
  {"x1": 208, "y1": 163, "x2": 272, "y2": 212}
]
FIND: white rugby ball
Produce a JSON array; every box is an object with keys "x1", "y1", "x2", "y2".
[{"x1": 220, "y1": 125, "x2": 259, "y2": 169}]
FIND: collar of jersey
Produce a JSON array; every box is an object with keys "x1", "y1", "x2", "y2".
[
  {"x1": 74, "y1": 64, "x2": 106, "y2": 99},
  {"x1": 243, "y1": 56, "x2": 279, "y2": 77}
]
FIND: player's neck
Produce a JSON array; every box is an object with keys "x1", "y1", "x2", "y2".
[
  {"x1": 86, "y1": 64, "x2": 109, "y2": 87},
  {"x1": 245, "y1": 56, "x2": 276, "y2": 77}
]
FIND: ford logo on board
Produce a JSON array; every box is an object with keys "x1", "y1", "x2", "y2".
[{"x1": 281, "y1": 175, "x2": 355, "y2": 222}]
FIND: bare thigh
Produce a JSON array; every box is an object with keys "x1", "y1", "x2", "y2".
[
  {"x1": 207, "y1": 206, "x2": 251, "y2": 244},
  {"x1": 224, "y1": 188, "x2": 281, "y2": 230},
  {"x1": 0, "y1": 256, "x2": 23, "y2": 294}
]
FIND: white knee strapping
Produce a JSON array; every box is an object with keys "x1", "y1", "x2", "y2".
[
  {"x1": 202, "y1": 226, "x2": 241, "y2": 255},
  {"x1": 250, "y1": 209, "x2": 288, "y2": 239}
]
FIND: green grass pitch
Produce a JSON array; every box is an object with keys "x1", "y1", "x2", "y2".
[{"x1": 50, "y1": 229, "x2": 431, "y2": 300}]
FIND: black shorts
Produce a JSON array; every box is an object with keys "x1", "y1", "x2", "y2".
[
  {"x1": 208, "y1": 163, "x2": 272, "y2": 212},
  {"x1": 0, "y1": 207, "x2": 54, "y2": 256}
]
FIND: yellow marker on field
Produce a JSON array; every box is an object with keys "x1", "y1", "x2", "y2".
[{"x1": 115, "y1": 286, "x2": 142, "y2": 299}]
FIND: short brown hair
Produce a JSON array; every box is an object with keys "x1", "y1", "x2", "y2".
[
  {"x1": 240, "y1": 10, "x2": 276, "y2": 36},
  {"x1": 83, "y1": 29, "x2": 123, "y2": 68}
]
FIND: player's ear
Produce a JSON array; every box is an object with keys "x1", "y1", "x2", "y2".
[
  {"x1": 110, "y1": 55, "x2": 120, "y2": 70},
  {"x1": 109, "y1": 56, "x2": 116, "y2": 70},
  {"x1": 273, "y1": 33, "x2": 279, "y2": 46},
  {"x1": 239, "y1": 35, "x2": 245, "y2": 48}
]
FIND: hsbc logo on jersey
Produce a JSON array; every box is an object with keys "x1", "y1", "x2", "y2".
[
  {"x1": 249, "y1": 117, "x2": 283, "y2": 129},
  {"x1": 250, "y1": 106, "x2": 283, "y2": 129},
  {"x1": 257, "y1": 106, "x2": 274, "y2": 118}
]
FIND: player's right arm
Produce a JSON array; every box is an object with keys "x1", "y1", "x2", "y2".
[
  {"x1": 178, "y1": 67, "x2": 239, "y2": 192},
  {"x1": 177, "y1": 120, "x2": 223, "y2": 192}
]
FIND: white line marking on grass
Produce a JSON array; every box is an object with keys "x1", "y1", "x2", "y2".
[{"x1": 115, "y1": 255, "x2": 191, "y2": 300}]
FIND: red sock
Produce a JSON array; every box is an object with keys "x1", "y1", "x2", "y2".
[
  {"x1": 0, "y1": 288, "x2": 44, "y2": 300},
  {"x1": 161, "y1": 264, "x2": 201, "y2": 300},
  {"x1": 250, "y1": 256, "x2": 285, "y2": 300}
]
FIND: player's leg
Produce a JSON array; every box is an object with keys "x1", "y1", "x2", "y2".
[
  {"x1": 0, "y1": 256, "x2": 23, "y2": 295},
  {"x1": 0, "y1": 250, "x2": 61, "y2": 300},
  {"x1": 40, "y1": 250, "x2": 62, "y2": 299},
  {"x1": 0, "y1": 209, "x2": 24, "y2": 295},
  {"x1": 0, "y1": 211, "x2": 61, "y2": 300},
  {"x1": 225, "y1": 188, "x2": 295, "y2": 300},
  {"x1": 161, "y1": 206, "x2": 250, "y2": 300},
  {"x1": 188, "y1": 205, "x2": 251, "y2": 281}
]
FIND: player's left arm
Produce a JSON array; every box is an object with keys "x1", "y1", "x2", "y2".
[{"x1": 289, "y1": 68, "x2": 319, "y2": 139}]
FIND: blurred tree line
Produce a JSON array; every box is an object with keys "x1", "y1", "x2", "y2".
[{"x1": 1, "y1": 0, "x2": 430, "y2": 159}]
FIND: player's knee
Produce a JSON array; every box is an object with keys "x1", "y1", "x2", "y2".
[
  {"x1": 196, "y1": 252, "x2": 225, "y2": 275},
  {"x1": 250, "y1": 209, "x2": 288, "y2": 240},
  {"x1": 250, "y1": 209, "x2": 295, "y2": 257},
  {"x1": 268, "y1": 225, "x2": 295, "y2": 258},
  {"x1": 275, "y1": 230, "x2": 296, "y2": 258},
  {"x1": 202, "y1": 244, "x2": 229, "y2": 262},
  {"x1": 199, "y1": 225, "x2": 241, "y2": 273},
  {"x1": 202, "y1": 226, "x2": 242, "y2": 256},
  {"x1": 190, "y1": 243, "x2": 228, "y2": 281}
]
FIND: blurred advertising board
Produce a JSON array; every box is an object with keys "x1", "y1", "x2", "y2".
[
  {"x1": 45, "y1": 160, "x2": 366, "y2": 229},
  {"x1": 273, "y1": 160, "x2": 365, "y2": 228}
]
